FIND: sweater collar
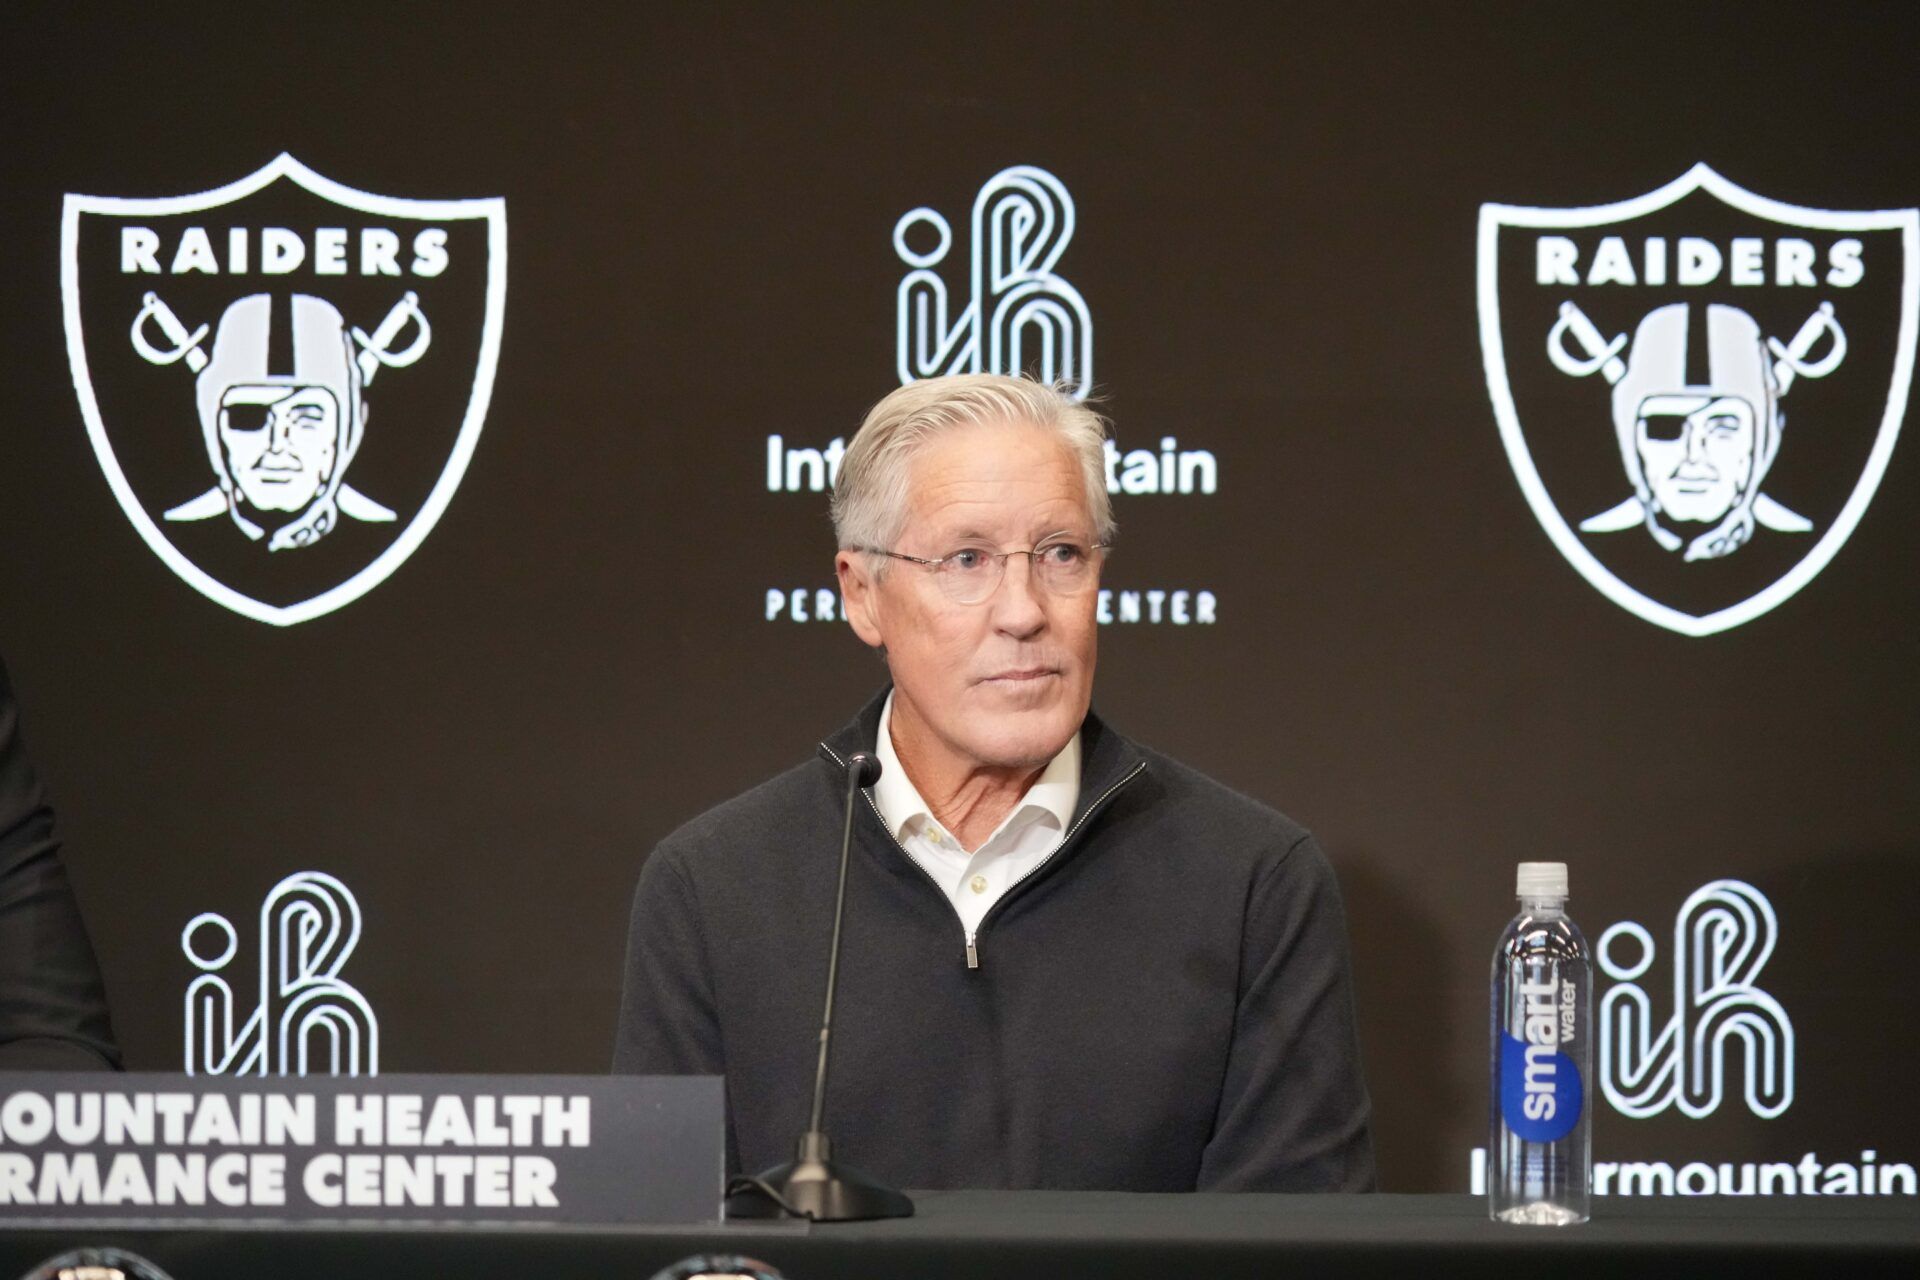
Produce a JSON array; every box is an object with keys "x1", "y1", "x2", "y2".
[
  {"x1": 819, "y1": 684, "x2": 1144, "y2": 829},
  {"x1": 872, "y1": 689, "x2": 1080, "y2": 843}
]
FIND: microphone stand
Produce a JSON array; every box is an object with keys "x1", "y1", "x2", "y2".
[{"x1": 723, "y1": 752, "x2": 914, "y2": 1221}]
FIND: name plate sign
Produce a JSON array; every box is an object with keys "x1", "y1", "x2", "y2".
[{"x1": 0, "y1": 1073, "x2": 722, "y2": 1225}]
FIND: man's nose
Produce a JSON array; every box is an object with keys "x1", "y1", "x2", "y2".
[
  {"x1": 265, "y1": 408, "x2": 294, "y2": 452},
  {"x1": 1683, "y1": 415, "x2": 1712, "y2": 463},
  {"x1": 990, "y1": 553, "x2": 1048, "y2": 637}
]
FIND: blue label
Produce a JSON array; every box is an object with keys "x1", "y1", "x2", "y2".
[{"x1": 1499, "y1": 1032, "x2": 1582, "y2": 1142}]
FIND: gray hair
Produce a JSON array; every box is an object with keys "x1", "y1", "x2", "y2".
[{"x1": 831, "y1": 375, "x2": 1115, "y2": 559}]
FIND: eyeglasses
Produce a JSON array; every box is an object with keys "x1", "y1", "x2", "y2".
[{"x1": 855, "y1": 539, "x2": 1111, "y2": 605}]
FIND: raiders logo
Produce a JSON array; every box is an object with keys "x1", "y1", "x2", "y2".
[
  {"x1": 1478, "y1": 165, "x2": 1915, "y2": 635},
  {"x1": 62, "y1": 155, "x2": 505, "y2": 625}
]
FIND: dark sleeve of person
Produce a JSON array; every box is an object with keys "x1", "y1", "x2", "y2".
[
  {"x1": 0, "y1": 659, "x2": 122, "y2": 1071},
  {"x1": 611, "y1": 845, "x2": 738, "y2": 1168},
  {"x1": 1196, "y1": 832, "x2": 1376, "y2": 1191}
]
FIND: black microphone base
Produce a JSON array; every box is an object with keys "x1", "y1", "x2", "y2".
[{"x1": 724, "y1": 1132, "x2": 914, "y2": 1222}]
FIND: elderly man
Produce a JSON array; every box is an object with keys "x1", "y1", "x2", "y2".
[{"x1": 615, "y1": 374, "x2": 1373, "y2": 1191}]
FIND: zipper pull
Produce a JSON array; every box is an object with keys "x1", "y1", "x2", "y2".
[{"x1": 965, "y1": 933, "x2": 979, "y2": 969}]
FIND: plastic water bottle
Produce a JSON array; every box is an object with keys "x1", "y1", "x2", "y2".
[{"x1": 1489, "y1": 861, "x2": 1592, "y2": 1225}]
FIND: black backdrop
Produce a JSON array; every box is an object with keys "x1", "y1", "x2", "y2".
[{"x1": 2, "y1": 1, "x2": 1916, "y2": 1193}]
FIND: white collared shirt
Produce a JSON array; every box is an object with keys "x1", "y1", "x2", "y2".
[{"x1": 871, "y1": 691, "x2": 1081, "y2": 938}]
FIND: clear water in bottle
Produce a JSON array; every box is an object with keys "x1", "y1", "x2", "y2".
[{"x1": 1489, "y1": 861, "x2": 1592, "y2": 1225}]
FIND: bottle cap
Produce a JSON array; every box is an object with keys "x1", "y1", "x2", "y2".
[{"x1": 1516, "y1": 861, "x2": 1568, "y2": 898}]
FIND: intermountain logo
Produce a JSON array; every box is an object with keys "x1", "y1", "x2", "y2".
[
  {"x1": 893, "y1": 164, "x2": 1093, "y2": 399},
  {"x1": 1478, "y1": 166, "x2": 1916, "y2": 635},
  {"x1": 182, "y1": 871, "x2": 378, "y2": 1077},
  {"x1": 1598, "y1": 879, "x2": 1792, "y2": 1119},
  {"x1": 62, "y1": 155, "x2": 506, "y2": 625},
  {"x1": 765, "y1": 164, "x2": 1219, "y2": 625},
  {"x1": 1474, "y1": 878, "x2": 1916, "y2": 1197}
]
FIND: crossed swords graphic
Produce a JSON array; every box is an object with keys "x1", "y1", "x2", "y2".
[
  {"x1": 1548, "y1": 298, "x2": 1846, "y2": 392},
  {"x1": 130, "y1": 291, "x2": 431, "y2": 527},
  {"x1": 131, "y1": 289, "x2": 432, "y2": 385},
  {"x1": 1547, "y1": 299, "x2": 1845, "y2": 536}
]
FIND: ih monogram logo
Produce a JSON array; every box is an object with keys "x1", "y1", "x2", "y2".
[
  {"x1": 893, "y1": 165, "x2": 1094, "y2": 399},
  {"x1": 1598, "y1": 879, "x2": 1793, "y2": 1119},
  {"x1": 182, "y1": 871, "x2": 379, "y2": 1078}
]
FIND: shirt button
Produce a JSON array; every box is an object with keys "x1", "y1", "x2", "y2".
[{"x1": 969, "y1": 875, "x2": 988, "y2": 894}]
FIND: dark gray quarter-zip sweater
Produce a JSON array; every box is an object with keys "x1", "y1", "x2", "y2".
[{"x1": 613, "y1": 690, "x2": 1376, "y2": 1192}]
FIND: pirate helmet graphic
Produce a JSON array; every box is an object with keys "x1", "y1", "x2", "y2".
[
  {"x1": 1610, "y1": 303, "x2": 1782, "y2": 559},
  {"x1": 1550, "y1": 297, "x2": 1845, "y2": 562},
  {"x1": 191, "y1": 293, "x2": 370, "y2": 547},
  {"x1": 148, "y1": 288, "x2": 430, "y2": 551}
]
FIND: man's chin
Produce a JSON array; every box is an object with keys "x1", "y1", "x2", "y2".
[
  {"x1": 240, "y1": 488, "x2": 317, "y2": 514},
  {"x1": 959, "y1": 706, "x2": 1084, "y2": 770},
  {"x1": 1654, "y1": 489, "x2": 1738, "y2": 525}
]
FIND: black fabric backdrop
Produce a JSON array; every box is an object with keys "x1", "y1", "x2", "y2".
[{"x1": 1, "y1": 1, "x2": 1915, "y2": 1192}]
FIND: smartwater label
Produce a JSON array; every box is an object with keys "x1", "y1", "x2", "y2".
[{"x1": 1501, "y1": 1032, "x2": 1583, "y2": 1142}]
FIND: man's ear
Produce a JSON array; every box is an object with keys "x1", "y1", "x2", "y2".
[{"x1": 836, "y1": 550, "x2": 885, "y2": 649}]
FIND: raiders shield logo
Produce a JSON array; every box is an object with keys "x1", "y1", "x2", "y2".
[
  {"x1": 1478, "y1": 165, "x2": 1915, "y2": 635},
  {"x1": 62, "y1": 155, "x2": 505, "y2": 625}
]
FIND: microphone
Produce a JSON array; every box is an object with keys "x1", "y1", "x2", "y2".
[
  {"x1": 723, "y1": 751, "x2": 914, "y2": 1222},
  {"x1": 845, "y1": 751, "x2": 882, "y2": 789}
]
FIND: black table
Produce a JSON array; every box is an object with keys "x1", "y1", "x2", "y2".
[{"x1": 3, "y1": 1192, "x2": 1916, "y2": 1279}]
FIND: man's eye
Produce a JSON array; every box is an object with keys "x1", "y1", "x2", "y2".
[
  {"x1": 946, "y1": 549, "x2": 991, "y2": 572},
  {"x1": 1707, "y1": 415, "x2": 1741, "y2": 434},
  {"x1": 222, "y1": 405, "x2": 272, "y2": 433},
  {"x1": 1039, "y1": 543, "x2": 1086, "y2": 566}
]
